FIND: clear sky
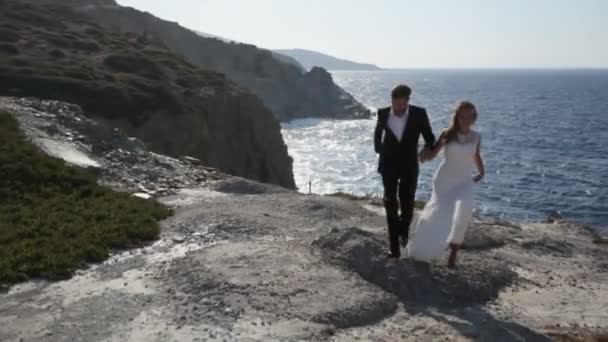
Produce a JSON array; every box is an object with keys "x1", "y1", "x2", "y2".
[{"x1": 116, "y1": 0, "x2": 608, "y2": 69}]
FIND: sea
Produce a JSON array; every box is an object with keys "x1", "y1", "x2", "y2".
[{"x1": 281, "y1": 69, "x2": 608, "y2": 233}]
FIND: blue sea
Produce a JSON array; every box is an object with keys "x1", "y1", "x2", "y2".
[{"x1": 281, "y1": 69, "x2": 608, "y2": 233}]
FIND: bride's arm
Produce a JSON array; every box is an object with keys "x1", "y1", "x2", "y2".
[
  {"x1": 431, "y1": 134, "x2": 447, "y2": 158},
  {"x1": 420, "y1": 131, "x2": 446, "y2": 162},
  {"x1": 473, "y1": 135, "x2": 485, "y2": 182}
]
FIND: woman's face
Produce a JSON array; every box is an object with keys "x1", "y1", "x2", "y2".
[{"x1": 457, "y1": 108, "x2": 476, "y2": 131}]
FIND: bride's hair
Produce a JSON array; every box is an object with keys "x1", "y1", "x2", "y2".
[{"x1": 442, "y1": 101, "x2": 478, "y2": 143}]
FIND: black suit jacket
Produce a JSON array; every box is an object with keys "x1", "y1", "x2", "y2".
[{"x1": 374, "y1": 105, "x2": 436, "y2": 174}]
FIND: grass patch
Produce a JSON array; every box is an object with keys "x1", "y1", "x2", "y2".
[
  {"x1": 0, "y1": 112, "x2": 172, "y2": 288},
  {"x1": 0, "y1": 28, "x2": 20, "y2": 42},
  {"x1": 325, "y1": 192, "x2": 427, "y2": 209},
  {"x1": 0, "y1": 43, "x2": 19, "y2": 55}
]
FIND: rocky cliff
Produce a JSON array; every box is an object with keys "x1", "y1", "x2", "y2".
[
  {"x1": 0, "y1": 0, "x2": 294, "y2": 188},
  {"x1": 61, "y1": 0, "x2": 371, "y2": 121}
]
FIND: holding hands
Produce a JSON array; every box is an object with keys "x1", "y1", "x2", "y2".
[
  {"x1": 419, "y1": 136, "x2": 446, "y2": 163},
  {"x1": 419, "y1": 147, "x2": 433, "y2": 163}
]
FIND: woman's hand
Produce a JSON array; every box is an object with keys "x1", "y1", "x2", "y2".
[
  {"x1": 419, "y1": 147, "x2": 433, "y2": 163},
  {"x1": 473, "y1": 136, "x2": 485, "y2": 184}
]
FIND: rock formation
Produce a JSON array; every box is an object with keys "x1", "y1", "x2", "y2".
[
  {"x1": 61, "y1": 0, "x2": 372, "y2": 121},
  {"x1": 0, "y1": 0, "x2": 294, "y2": 188}
]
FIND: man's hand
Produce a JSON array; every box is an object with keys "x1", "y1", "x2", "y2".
[{"x1": 419, "y1": 147, "x2": 433, "y2": 163}]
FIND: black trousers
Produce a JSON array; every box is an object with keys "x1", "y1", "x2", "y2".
[{"x1": 381, "y1": 167, "x2": 418, "y2": 257}]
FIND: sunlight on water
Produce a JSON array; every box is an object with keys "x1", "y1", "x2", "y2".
[{"x1": 282, "y1": 70, "x2": 608, "y2": 231}]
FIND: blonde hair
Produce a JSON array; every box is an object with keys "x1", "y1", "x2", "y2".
[{"x1": 442, "y1": 101, "x2": 478, "y2": 143}]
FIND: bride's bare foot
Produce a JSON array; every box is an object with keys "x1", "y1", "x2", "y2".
[{"x1": 447, "y1": 243, "x2": 459, "y2": 269}]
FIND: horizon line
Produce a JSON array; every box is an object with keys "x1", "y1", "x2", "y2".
[{"x1": 342, "y1": 67, "x2": 608, "y2": 71}]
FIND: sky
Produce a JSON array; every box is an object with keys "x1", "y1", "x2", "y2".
[{"x1": 116, "y1": 0, "x2": 608, "y2": 69}]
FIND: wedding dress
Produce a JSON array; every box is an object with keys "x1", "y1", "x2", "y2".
[{"x1": 406, "y1": 131, "x2": 480, "y2": 262}]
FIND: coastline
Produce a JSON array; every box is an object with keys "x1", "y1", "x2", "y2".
[
  {"x1": 324, "y1": 191, "x2": 608, "y2": 240},
  {"x1": 282, "y1": 110, "x2": 608, "y2": 237},
  {"x1": 0, "y1": 99, "x2": 605, "y2": 341}
]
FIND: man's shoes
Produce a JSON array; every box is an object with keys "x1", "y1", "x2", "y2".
[
  {"x1": 385, "y1": 252, "x2": 400, "y2": 259},
  {"x1": 400, "y1": 234, "x2": 410, "y2": 247}
]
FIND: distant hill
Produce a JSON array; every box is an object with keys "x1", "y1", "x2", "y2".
[
  {"x1": 273, "y1": 49, "x2": 382, "y2": 71},
  {"x1": 192, "y1": 31, "x2": 306, "y2": 72}
]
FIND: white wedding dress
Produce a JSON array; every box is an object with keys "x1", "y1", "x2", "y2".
[{"x1": 406, "y1": 131, "x2": 480, "y2": 262}]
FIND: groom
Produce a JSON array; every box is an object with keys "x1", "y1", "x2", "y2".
[{"x1": 374, "y1": 84, "x2": 436, "y2": 259}]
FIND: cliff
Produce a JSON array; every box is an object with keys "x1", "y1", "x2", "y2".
[
  {"x1": 0, "y1": 0, "x2": 294, "y2": 188},
  {"x1": 62, "y1": 0, "x2": 371, "y2": 121}
]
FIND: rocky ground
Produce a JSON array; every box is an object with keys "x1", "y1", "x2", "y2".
[
  {"x1": 0, "y1": 97, "x2": 225, "y2": 197},
  {"x1": 1, "y1": 98, "x2": 607, "y2": 341}
]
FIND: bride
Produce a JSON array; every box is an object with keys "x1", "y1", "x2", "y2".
[{"x1": 406, "y1": 101, "x2": 485, "y2": 268}]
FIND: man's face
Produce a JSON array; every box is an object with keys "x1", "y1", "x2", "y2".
[{"x1": 391, "y1": 97, "x2": 409, "y2": 115}]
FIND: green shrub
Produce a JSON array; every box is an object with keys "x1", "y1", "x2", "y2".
[
  {"x1": 0, "y1": 28, "x2": 20, "y2": 42},
  {"x1": 9, "y1": 4, "x2": 67, "y2": 30},
  {"x1": 104, "y1": 53, "x2": 164, "y2": 80},
  {"x1": 62, "y1": 69, "x2": 95, "y2": 81},
  {"x1": 45, "y1": 35, "x2": 73, "y2": 49},
  {"x1": 0, "y1": 112, "x2": 172, "y2": 287},
  {"x1": 49, "y1": 49, "x2": 66, "y2": 58},
  {"x1": 0, "y1": 43, "x2": 19, "y2": 55},
  {"x1": 84, "y1": 27, "x2": 104, "y2": 38},
  {"x1": 72, "y1": 40, "x2": 101, "y2": 52},
  {"x1": 0, "y1": 0, "x2": 219, "y2": 131},
  {"x1": 10, "y1": 58, "x2": 28, "y2": 67}
]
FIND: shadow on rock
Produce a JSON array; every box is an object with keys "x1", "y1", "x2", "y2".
[
  {"x1": 417, "y1": 307, "x2": 552, "y2": 341},
  {"x1": 462, "y1": 222, "x2": 509, "y2": 251},
  {"x1": 313, "y1": 227, "x2": 551, "y2": 341},
  {"x1": 210, "y1": 178, "x2": 290, "y2": 195},
  {"x1": 520, "y1": 237, "x2": 575, "y2": 258},
  {"x1": 313, "y1": 227, "x2": 514, "y2": 306}
]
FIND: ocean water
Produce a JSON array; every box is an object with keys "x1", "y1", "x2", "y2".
[{"x1": 281, "y1": 69, "x2": 608, "y2": 232}]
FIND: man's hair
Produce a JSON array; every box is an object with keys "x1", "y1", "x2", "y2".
[{"x1": 391, "y1": 84, "x2": 412, "y2": 99}]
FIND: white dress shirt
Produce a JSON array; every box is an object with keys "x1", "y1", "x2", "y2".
[{"x1": 387, "y1": 106, "x2": 409, "y2": 142}]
